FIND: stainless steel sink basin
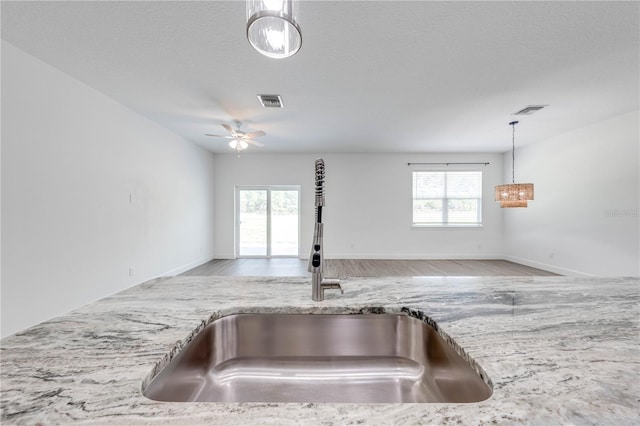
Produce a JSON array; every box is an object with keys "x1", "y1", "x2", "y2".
[{"x1": 142, "y1": 313, "x2": 492, "y2": 403}]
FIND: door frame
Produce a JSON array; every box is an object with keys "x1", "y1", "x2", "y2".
[{"x1": 235, "y1": 185, "x2": 301, "y2": 258}]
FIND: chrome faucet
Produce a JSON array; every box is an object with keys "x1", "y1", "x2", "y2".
[{"x1": 308, "y1": 159, "x2": 343, "y2": 301}]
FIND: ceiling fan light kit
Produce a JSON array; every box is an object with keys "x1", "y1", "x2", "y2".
[
  {"x1": 246, "y1": 0, "x2": 302, "y2": 59},
  {"x1": 495, "y1": 121, "x2": 535, "y2": 208},
  {"x1": 228, "y1": 139, "x2": 249, "y2": 151}
]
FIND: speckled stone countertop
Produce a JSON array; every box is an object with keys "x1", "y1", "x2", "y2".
[{"x1": 1, "y1": 276, "x2": 639, "y2": 425}]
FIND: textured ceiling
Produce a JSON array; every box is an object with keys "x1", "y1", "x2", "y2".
[{"x1": 2, "y1": 1, "x2": 638, "y2": 153}]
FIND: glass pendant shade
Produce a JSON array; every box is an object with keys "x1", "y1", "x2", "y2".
[
  {"x1": 229, "y1": 139, "x2": 248, "y2": 150},
  {"x1": 247, "y1": 0, "x2": 302, "y2": 59}
]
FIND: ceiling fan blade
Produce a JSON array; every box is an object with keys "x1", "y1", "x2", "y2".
[
  {"x1": 222, "y1": 123, "x2": 234, "y2": 133},
  {"x1": 246, "y1": 139, "x2": 264, "y2": 147},
  {"x1": 204, "y1": 134, "x2": 233, "y2": 138},
  {"x1": 244, "y1": 130, "x2": 266, "y2": 138}
]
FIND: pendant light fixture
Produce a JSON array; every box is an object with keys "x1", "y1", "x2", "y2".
[
  {"x1": 495, "y1": 121, "x2": 534, "y2": 208},
  {"x1": 246, "y1": 0, "x2": 302, "y2": 59}
]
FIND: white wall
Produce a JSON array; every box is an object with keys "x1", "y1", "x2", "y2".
[
  {"x1": 1, "y1": 42, "x2": 216, "y2": 337},
  {"x1": 503, "y1": 111, "x2": 640, "y2": 276},
  {"x1": 214, "y1": 152, "x2": 504, "y2": 259}
]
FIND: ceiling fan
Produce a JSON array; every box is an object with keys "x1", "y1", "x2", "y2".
[{"x1": 205, "y1": 120, "x2": 265, "y2": 154}]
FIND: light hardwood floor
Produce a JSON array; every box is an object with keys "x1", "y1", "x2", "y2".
[{"x1": 181, "y1": 258, "x2": 559, "y2": 277}]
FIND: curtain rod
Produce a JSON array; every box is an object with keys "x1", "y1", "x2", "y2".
[{"x1": 407, "y1": 162, "x2": 490, "y2": 166}]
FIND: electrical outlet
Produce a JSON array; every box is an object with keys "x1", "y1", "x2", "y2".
[{"x1": 129, "y1": 267, "x2": 135, "y2": 276}]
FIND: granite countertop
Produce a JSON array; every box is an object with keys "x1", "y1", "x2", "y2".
[{"x1": 1, "y1": 275, "x2": 638, "y2": 425}]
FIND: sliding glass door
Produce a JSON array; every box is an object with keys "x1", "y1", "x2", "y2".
[
  {"x1": 237, "y1": 189, "x2": 268, "y2": 256},
  {"x1": 236, "y1": 186, "x2": 300, "y2": 257}
]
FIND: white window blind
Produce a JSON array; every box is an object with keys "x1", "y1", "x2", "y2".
[{"x1": 412, "y1": 171, "x2": 483, "y2": 226}]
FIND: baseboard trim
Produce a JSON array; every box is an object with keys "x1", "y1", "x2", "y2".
[
  {"x1": 323, "y1": 254, "x2": 503, "y2": 260},
  {"x1": 159, "y1": 255, "x2": 216, "y2": 277},
  {"x1": 502, "y1": 255, "x2": 593, "y2": 277},
  {"x1": 215, "y1": 253, "x2": 236, "y2": 260}
]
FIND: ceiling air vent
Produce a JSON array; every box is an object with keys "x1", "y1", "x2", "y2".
[
  {"x1": 514, "y1": 105, "x2": 547, "y2": 115},
  {"x1": 257, "y1": 94, "x2": 283, "y2": 108}
]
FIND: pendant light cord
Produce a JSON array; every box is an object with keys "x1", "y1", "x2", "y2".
[{"x1": 510, "y1": 121, "x2": 518, "y2": 184}]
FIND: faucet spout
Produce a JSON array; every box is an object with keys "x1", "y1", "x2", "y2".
[
  {"x1": 308, "y1": 159, "x2": 341, "y2": 301},
  {"x1": 311, "y1": 275, "x2": 343, "y2": 301}
]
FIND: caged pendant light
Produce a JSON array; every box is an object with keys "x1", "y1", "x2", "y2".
[
  {"x1": 495, "y1": 121, "x2": 534, "y2": 208},
  {"x1": 246, "y1": 0, "x2": 302, "y2": 59}
]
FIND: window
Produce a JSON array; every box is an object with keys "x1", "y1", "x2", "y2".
[{"x1": 412, "y1": 171, "x2": 482, "y2": 226}]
